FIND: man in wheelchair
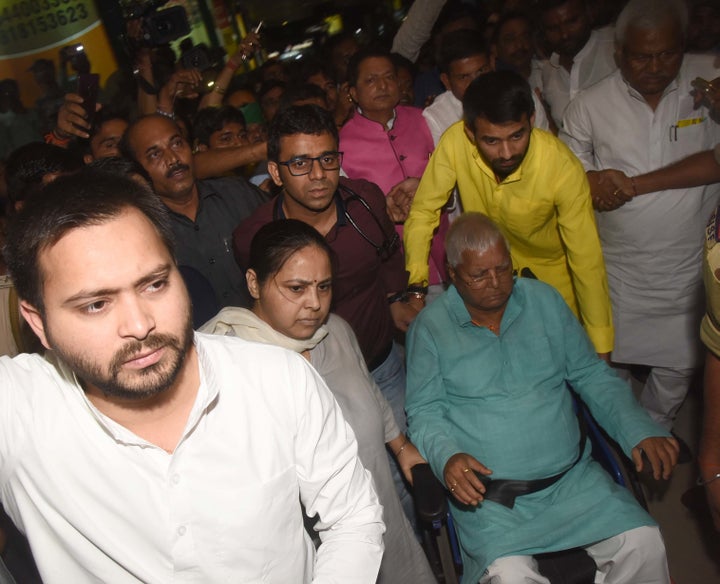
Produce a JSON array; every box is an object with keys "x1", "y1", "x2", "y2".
[{"x1": 405, "y1": 213, "x2": 678, "y2": 584}]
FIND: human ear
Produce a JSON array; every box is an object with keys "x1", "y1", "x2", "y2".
[
  {"x1": 245, "y1": 269, "x2": 261, "y2": 300},
  {"x1": 267, "y1": 161, "x2": 283, "y2": 187},
  {"x1": 19, "y1": 301, "x2": 51, "y2": 350}
]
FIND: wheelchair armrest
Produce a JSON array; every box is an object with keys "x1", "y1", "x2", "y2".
[{"x1": 411, "y1": 463, "x2": 449, "y2": 524}]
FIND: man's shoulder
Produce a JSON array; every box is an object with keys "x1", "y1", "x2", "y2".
[
  {"x1": 195, "y1": 331, "x2": 304, "y2": 371},
  {"x1": 198, "y1": 176, "x2": 267, "y2": 204},
  {"x1": 339, "y1": 177, "x2": 385, "y2": 207},
  {"x1": 397, "y1": 104, "x2": 425, "y2": 120},
  {"x1": 528, "y1": 128, "x2": 585, "y2": 168},
  {"x1": 231, "y1": 196, "x2": 276, "y2": 265}
]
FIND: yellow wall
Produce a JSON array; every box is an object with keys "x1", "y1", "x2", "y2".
[{"x1": 0, "y1": 1, "x2": 117, "y2": 107}]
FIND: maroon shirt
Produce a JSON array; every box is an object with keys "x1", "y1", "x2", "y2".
[{"x1": 233, "y1": 178, "x2": 408, "y2": 368}]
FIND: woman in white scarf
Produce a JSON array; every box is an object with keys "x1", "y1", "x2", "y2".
[{"x1": 200, "y1": 219, "x2": 435, "y2": 584}]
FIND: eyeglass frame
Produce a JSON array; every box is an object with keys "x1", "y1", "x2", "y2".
[
  {"x1": 277, "y1": 151, "x2": 344, "y2": 176},
  {"x1": 454, "y1": 262, "x2": 514, "y2": 289}
]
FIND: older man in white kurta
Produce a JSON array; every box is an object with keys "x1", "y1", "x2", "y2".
[{"x1": 561, "y1": 0, "x2": 720, "y2": 429}]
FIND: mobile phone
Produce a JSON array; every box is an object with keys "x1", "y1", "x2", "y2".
[{"x1": 77, "y1": 73, "x2": 100, "y2": 126}]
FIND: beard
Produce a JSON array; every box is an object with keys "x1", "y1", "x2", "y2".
[{"x1": 48, "y1": 312, "x2": 194, "y2": 402}]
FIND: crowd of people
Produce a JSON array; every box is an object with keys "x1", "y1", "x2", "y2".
[{"x1": 0, "y1": 0, "x2": 718, "y2": 582}]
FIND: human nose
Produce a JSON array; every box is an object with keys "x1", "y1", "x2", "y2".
[
  {"x1": 118, "y1": 296, "x2": 155, "y2": 340},
  {"x1": 487, "y1": 270, "x2": 500, "y2": 288},
  {"x1": 647, "y1": 54, "x2": 661, "y2": 72},
  {"x1": 305, "y1": 286, "x2": 322, "y2": 310},
  {"x1": 499, "y1": 141, "x2": 513, "y2": 160},
  {"x1": 308, "y1": 157, "x2": 325, "y2": 179}
]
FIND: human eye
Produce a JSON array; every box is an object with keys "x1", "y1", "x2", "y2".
[
  {"x1": 80, "y1": 300, "x2": 108, "y2": 315},
  {"x1": 147, "y1": 148, "x2": 161, "y2": 161},
  {"x1": 318, "y1": 282, "x2": 332, "y2": 293},
  {"x1": 290, "y1": 158, "x2": 310, "y2": 172},
  {"x1": 483, "y1": 137, "x2": 499, "y2": 145},
  {"x1": 511, "y1": 130, "x2": 526, "y2": 140},
  {"x1": 145, "y1": 278, "x2": 168, "y2": 293},
  {"x1": 321, "y1": 153, "x2": 338, "y2": 165}
]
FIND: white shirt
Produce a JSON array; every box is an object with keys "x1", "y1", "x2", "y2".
[
  {"x1": 541, "y1": 27, "x2": 616, "y2": 129},
  {"x1": 560, "y1": 54, "x2": 720, "y2": 366},
  {"x1": 0, "y1": 333, "x2": 384, "y2": 583},
  {"x1": 422, "y1": 89, "x2": 550, "y2": 146}
]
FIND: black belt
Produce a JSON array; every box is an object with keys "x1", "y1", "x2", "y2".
[{"x1": 474, "y1": 408, "x2": 587, "y2": 509}]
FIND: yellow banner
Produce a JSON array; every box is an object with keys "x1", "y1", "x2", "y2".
[{"x1": 0, "y1": 0, "x2": 98, "y2": 56}]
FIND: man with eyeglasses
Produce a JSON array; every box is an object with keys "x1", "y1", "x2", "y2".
[
  {"x1": 406, "y1": 212, "x2": 677, "y2": 584},
  {"x1": 561, "y1": 0, "x2": 720, "y2": 435},
  {"x1": 233, "y1": 105, "x2": 420, "y2": 527}
]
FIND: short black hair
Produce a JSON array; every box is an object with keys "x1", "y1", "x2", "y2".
[
  {"x1": 75, "y1": 107, "x2": 129, "y2": 157},
  {"x1": 291, "y1": 58, "x2": 337, "y2": 86},
  {"x1": 538, "y1": 0, "x2": 584, "y2": 18},
  {"x1": 267, "y1": 104, "x2": 338, "y2": 163},
  {"x1": 4, "y1": 168, "x2": 175, "y2": 312},
  {"x1": 462, "y1": 70, "x2": 535, "y2": 127},
  {"x1": 192, "y1": 106, "x2": 246, "y2": 147},
  {"x1": 5, "y1": 142, "x2": 83, "y2": 208},
  {"x1": 258, "y1": 79, "x2": 286, "y2": 100},
  {"x1": 438, "y1": 29, "x2": 488, "y2": 73},
  {"x1": 279, "y1": 83, "x2": 329, "y2": 110},
  {"x1": 248, "y1": 219, "x2": 333, "y2": 287},
  {"x1": 86, "y1": 156, "x2": 150, "y2": 183},
  {"x1": 346, "y1": 47, "x2": 395, "y2": 88},
  {"x1": 491, "y1": 11, "x2": 533, "y2": 45}
]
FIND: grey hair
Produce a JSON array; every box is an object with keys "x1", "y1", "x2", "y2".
[
  {"x1": 445, "y1": 213, "x2": 510, "y2": 268},
  {"x1": 615, "y1": 0, "x2": 688, "y2": 45}
]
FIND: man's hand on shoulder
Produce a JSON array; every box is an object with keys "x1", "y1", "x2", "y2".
[
  {"x1": 443, "y1": 453, "x2": 492, "y2": 507},
  {"x1": 632, "y1": 436, "x2": 679, "y2": 480}
]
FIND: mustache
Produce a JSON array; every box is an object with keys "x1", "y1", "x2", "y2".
[
  {"x1": 109, "y1": 333, "x2": 182, "y2": 375},
  {"x1": 166, "y1": 163, "x2": 190, "y2": 178}
]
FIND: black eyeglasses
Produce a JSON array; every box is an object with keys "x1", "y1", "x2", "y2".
[{"x1": 277, "y1": 152, "x2": 344, "y2": 176}]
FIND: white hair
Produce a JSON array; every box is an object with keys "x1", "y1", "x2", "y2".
[
  {"x1": 615, "y1": 0, "x2": 688, "y2": 45},
  {"x1": 445, "y1": 212, "x2": 510, "y2": 268}
]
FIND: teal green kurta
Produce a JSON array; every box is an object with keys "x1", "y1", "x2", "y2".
[{"x1": 406, "y1": 279, "x2": 667, "y2": 583}]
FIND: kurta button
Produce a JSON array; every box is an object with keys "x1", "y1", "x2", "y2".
[
  {"x1": 178, "y1": 525, "x2": 186, "y2": 536},
  {"x1": 172, "y1": 474, "x2": 180, "y2": 485},
  {"x1": 194, "y1": 225, "x2": 200, "y2": 231},
  {"x1": 209, "y1": 258, "x2": 216, "y2": 264}
]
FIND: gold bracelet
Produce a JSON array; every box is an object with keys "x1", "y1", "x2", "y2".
[
  {"x1": 395, "y1": 441, "x2": 409, "y2": 457},
  {"x1": 407, "y1": 291, "x2": 426, "y2": 302}
]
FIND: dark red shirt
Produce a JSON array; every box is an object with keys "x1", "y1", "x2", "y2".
[{"x1": 233, "y1": 178, "x2": 408, "y2": 367}]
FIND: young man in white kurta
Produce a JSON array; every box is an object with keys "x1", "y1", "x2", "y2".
[
  {"x1": 0, "y1": 169, "x2": 384, "y2": 584},
  {"x1": 560, "y1": 2, "x2": 720, "y2": 429}
]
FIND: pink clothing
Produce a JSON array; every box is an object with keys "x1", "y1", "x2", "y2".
[{"x1": 340, "y1": 106, "x2": 448, "y2": 285}]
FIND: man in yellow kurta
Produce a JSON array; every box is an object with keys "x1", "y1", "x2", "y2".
[{"x1": 406, "y1": 71, "x2": 612, "y2": 354}]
